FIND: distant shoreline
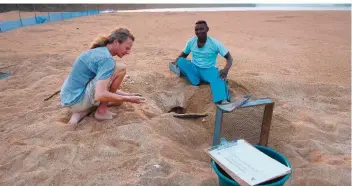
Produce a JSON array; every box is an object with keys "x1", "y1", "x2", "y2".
[
  {"x1": 116, "y1": 6, "x2": 351, "y2": 13},
  {"x1": 0, "y1": 4, "x2": 350, "y2": 13}
]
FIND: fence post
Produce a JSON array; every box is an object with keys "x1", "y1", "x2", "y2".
[
  {"x1": 17, "y1": 4, "x2": 23, "y2": 27},
  {"x1": 33, "y1": 4, "x2": 37, "y2": 23},
  {"x1": 47, "y1": 11, "x2": 50, "y2": 22},
  {"x1": 60, "y1": 4, "x2": 64, "y2": 20}
]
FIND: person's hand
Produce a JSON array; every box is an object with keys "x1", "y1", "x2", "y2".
[
  {"x1": 125, "y1": 96, "x2": 147, "y2": 104},
  {"x1": 125, "y1": 96, "x2": 141, "y2": 104},
  {"x1": 130, "y1": 93, "x2": 143, "y2": 97},
  {"x1": 219, "y1": 68, "x2": 229, "y2": 79},
  {"x1": 171, "y1": 59, "x2": 178, "y2": 67}
]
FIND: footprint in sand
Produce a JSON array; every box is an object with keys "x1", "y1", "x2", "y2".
[
  {"x1": 139, "y1": 104, "x2": 162, "y2": 119},
  {"x1": 140, "y1": 160, "x2": 173, "y2": 178},
  {"x1": 43, "y1": 144, "x2": 77, "y2": 165},
  {"x1": 299, "y1": 112, "x2": 338, "y2": 133},
  {"x1": 200, "y1": 178, "x2": 218, "y2": 186},
  {"x1": 117, "y1": 156, "x2": 141, "y2": 171},
  {"x1": 97, "y1": 138, "x2": 141, "y2": 156},
  {"x1": 309, "y1": 149, "x2": 350, "y2": 167}
]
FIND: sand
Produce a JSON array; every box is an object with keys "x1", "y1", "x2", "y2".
[{"x1": 0, "y1": 10, "x2": 350, "y2": 186}]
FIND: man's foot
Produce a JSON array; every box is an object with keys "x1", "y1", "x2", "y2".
[
  {"x1": 68, "y1": 109, "x2": 92, "y2": 125},
  {"x1": 94, "y1": 109, "x2": 116, "y2": 120}
]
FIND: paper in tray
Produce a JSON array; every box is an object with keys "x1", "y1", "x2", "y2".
[{"x1": 207, "y1": 139, "x2": 291, "y2": 186}]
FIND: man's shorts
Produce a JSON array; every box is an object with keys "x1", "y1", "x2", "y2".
[
  {"x1": 67, "y1": 62, "x2": 125, "y2": 113},
  {"x1": 69, "y1": 78, "x2": 101, "y2": 113}
]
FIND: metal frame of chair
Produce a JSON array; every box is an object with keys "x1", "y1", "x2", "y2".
[{"x1": 212, "y1": 98, "x2": 275, "y2": 147}]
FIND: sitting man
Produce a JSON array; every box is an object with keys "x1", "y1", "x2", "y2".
[{"x1": 172, "y1": 20, "x2": 233, "y2": 104}]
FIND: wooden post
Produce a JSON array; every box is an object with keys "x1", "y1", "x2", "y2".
[{"x1": 259, "y1": 103, "x2": 274, "y2": 146}]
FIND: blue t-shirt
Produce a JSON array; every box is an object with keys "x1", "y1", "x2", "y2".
[
  {"x1": 183, "y1": 36, "x2": 228, "y2": 68},
  {"x1": 60, "y1": 47, "x2": 115, "y2": 107}
]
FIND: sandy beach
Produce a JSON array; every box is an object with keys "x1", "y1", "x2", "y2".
[{"x1": 0, "y1": 10, "x2": 350, "y2": 185}]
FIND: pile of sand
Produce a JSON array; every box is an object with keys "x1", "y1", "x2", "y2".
[{"x1": 0, "y1": 10, "x2": 350, "y2": 185}]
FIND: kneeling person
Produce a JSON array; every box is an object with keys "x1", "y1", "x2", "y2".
[{"x1": 60, "y1": 28, "x2": 145, "y2": 125}]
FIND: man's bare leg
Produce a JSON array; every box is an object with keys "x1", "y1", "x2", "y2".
[
  {"x1": 68, "y1": 108, "x2": 93, "y2": 125},
  {"x1": 94, "y1": 66, "x2": 126, "y2": 120}
]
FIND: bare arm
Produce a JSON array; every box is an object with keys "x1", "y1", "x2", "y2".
[
  {"x1": 173, "y1": 52, "x2": 189, "y2": 65},
  {"x1": 95, "y1": 79, "x2": 140, "y2": 103},
  {"x1": 219, "y1": 52, "x2": 233, "y2": 79},
  {"x1": 179, "y1": 52, "x2": 189, "y2": 59},
  {"x1": 224, "y1": 52, "x2": 233, "y2": 71}
]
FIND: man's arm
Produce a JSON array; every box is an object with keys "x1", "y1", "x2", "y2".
[
  {"x1": 179, "y1": 52, "x2": 189, "y2": 59},
  {"x1": 219, "y1": 52, "x2": 233, "y2": 79},
  {"x1": 224, "y1": 52, "x2": 233, "y2": 70},
  {"x1": 172, "y1": 52, "x2": 189, "y2": 65},
  {"x1": 173, "y1": 38, "x2": 193, "y2": 64}
]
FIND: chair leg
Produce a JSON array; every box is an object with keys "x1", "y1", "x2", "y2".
[
  {"x1": 213, "y1": 107, "x2": 224, "y2": 146},
  {"x1": 259, "y1": 103, "x2": 274, "y2": 146}
]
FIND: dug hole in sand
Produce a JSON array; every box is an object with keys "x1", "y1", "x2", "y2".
[{"x1": 53, "y1": 70, "x2": 257, "y2": 185}]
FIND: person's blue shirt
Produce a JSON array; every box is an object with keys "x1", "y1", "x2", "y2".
[
  {"x1": 183, "y1": 36, "x2": 228, "y2": 68},
  {"x1": 60, "y1": 47, "x2": 115, "y2": 107}
]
